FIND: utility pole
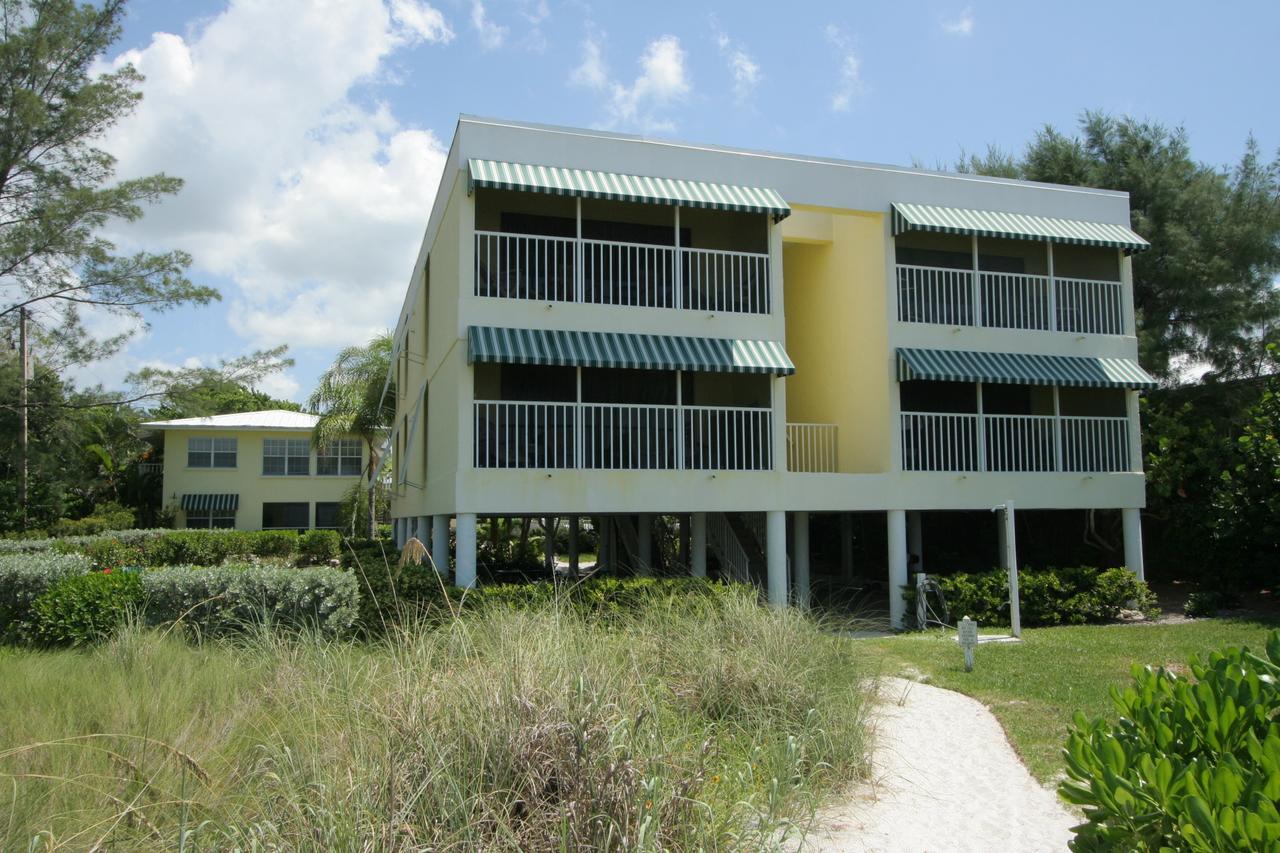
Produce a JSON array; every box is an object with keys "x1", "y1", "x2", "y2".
[{"x1": 18, "y1": 307, "x2": 29, "y2": 529}]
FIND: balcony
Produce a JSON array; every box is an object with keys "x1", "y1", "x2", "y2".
[
  {"x1": 786, "y1": 423, "x2": 838, "y2": 473},
  {"x1": 475, "y1": 231, "x2": 771, "y2": 314},
  {"x1": 473, "y1": 401, "x2": 773, "y2": 470},
  {"x1": 896, "y1": 264, "x2": 1125, "y2": 335},
  {"x1": 900, "y1": 412, "x2": 1132, "y2": 473}
]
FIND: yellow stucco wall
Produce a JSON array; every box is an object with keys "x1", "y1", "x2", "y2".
[
  {"x1": 160, "y1": 429, "x2": 363, "y2": 530},
  {"x1": 782, "y1": 207, "x2": 891, "y2": 473}
]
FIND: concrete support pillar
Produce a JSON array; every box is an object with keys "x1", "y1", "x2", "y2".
[
  {"x1": 416, "y1": 516, "x2": 429, "y2": 543},
  {"x1": 907, "y1": 510, "x2": 924, "y2": 575},
  {"x1": 431, "y1": 514, "x2": 449, "y2": 575},
  {"x1": 679, "y1": 514, "x2": 690, "y2": 570},
  {"x1": 887, "y1": 509, "x2": 908, "y2": 629},
  {"x1": 691, "y1": 512, "x2": 707, "y2": 578},
  {"x1": 766, "y1": 510, "x2": 787, "y2": 607},
  {"x1": 1122, "y1": 507, "x2": 1145, "y2": 581},
  {"x1": 1000, "y1": 502, "x2": 1021, "y2": 638},
  {"x1": 598, "y1": 517, "x2": 611, "y2": 573},
  {"x1": 455, "y1": 513, "x2": 477, "y2": 588},
  {"x1": 794, "y1": 511, "x2": 810, "y2": 608},
  {"x1": 568, "y1": 515, "x2": 580, "y2": 576},
  {"x1": 543, "y1": 517, "x2": 555, "y2": 574},
  {"x1": 392, "y1": 518, "x2": 402, "y2": 547},
  {"x1": 840, "y1": 512, "x2": 854, "y2": 580},
  {"x1": 637, "y1": 513, "x2": 652, "y2": 574}
]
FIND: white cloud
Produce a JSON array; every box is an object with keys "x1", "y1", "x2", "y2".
[
  {"x1": 390, "y1": 0, "x2": 454, "y2": 43},
  {"x1": 573, "y1": 33, "x2": 691, "y2": 132},
  {"x1": 824, "y1": 24, "x2": 863, "y2": 112},
  {"x1": 471, "y1": 1, "x2": 508, "y2": 50},
  {"x1": 93, "y1": 0, "x2": 450, "y2": 395},
  {"x1": 941, "y1": 7, "x2": 975, "y2": 36},
  {"x1": 712, "y1": 22, "x2": 762, "y2": 103}
]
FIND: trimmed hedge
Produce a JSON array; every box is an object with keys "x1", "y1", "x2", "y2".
[
  {"x1": 32, "y1": 570, "x2": 143, "y2": 646},
  {"x1": 906, "y1": 566, "x2": 1158, "y2": 628},
  {"x1": 0, "y1": 552, "x2": 95, "y2": 643},
  {"x1": 0, "y1": 528, "x2": 168, "y2": 556},
  {"x1": 1061, "y1": 630, "x2": 1280, "y2": 850},
  {"x1": 0, "y1": 528, "x2": 350, "y2": 568}
]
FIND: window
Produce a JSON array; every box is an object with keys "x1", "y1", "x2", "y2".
[
  {"x1": 263, "y1": 438, "x2": 310, "y2": 476},
  {"x1": 187, "y1": 437, "x2": 237, "y2": 468},
  {"x1": 317, "y1": 439, "x2": 362, "y2": 476},
  {"x1": 314, "y1": 502, "x2": 341, "y2": 529},
  {"x1": 262, "y1": 502, "x2": 309, "y2": 530},
  {"x1": 185, "y1": 508, "x2": 236, "y2": 529}
]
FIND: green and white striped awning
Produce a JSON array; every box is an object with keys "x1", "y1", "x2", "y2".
[
  {"x1": 469, "y1": 326, "x2": 795, "y2": 375},
  {"x1": 181, "y1": 493, "x2": 239, "y2": 512},
  {"x1": 891, "y1": 202, "x2": 1149, "y2": 252},
  {"x1": 897, "y1": 347, "x2": 1157, "y2": 389},
  {"x1": 468, "y1": 159, "x2": 791, "y2": 220}
]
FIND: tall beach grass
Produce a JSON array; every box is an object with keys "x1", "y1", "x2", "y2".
[{"x1": 1, "y1": 586, "x2": 872, "y2": 850}]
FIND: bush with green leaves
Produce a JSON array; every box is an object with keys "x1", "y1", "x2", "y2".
[
  {"x1": 906, "y1": 566, "x2": 1157, "y2": 628},
  {"x1": 47, "y1": 502, "x2": 136, "y2": 538},
  {"x1": 31, "y1": 570, "x2": 144, "y2": 646},
  {"x1": 0, "y1": 528, "x2": 168, "y2": 556},
  {"x1": 298, "y1": 529, "x2": 341, "y2": 564},
  {"x1": 1061, "y1": 630, "x2": 1280, "y2": 850},
  {"x1": 142, "y1": 563, "x2": 359, "y2": 638},
  {"x1": 0, "y1": 553, "x2": 94, "y2": 642}
]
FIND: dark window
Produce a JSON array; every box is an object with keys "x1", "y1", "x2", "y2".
[
  {"x1": 499, "y1": 364, "x2": 576, "y2": 402},
  {"x1": 582, "y1": 367, "x2": 676, "y2": 405},
  {"x1": 262, "y1": 502, "x2": 309, "y2": 530},
  {"x1": 900, "y1": 380, "x2": 979, "y2": 413},
  {"x1": 317, "y1": 439, "x2": 362, "y2": 476},
  {"x1": 501, "y1": 212, "x2": 690, "y2": 247},
  {"x1": 188, "y1": 437, "x2": 237, "y2": 468},
  {"x1": 314, "y1": 502, "x2": 341, "y2": 529},
  {"x1": 186, "y1": 508, "x2": 236, "y2": 529},
  {"x1": 895, "y1": 247, "x2": 1026, "y2": 273}
]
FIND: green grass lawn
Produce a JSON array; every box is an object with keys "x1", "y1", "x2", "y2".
[{"x1": 863, "y1": 616, "x2": 1280, "y2": 783}]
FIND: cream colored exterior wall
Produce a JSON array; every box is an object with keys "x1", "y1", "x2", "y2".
[
  {"x1": 159, "y1": 429, "x2": 362, "y2": 530},
  {"x1": 387, "y1": 117, "x2": 1151, "y2": 524}
]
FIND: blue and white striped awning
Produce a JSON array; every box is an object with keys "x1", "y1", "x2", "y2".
[
  {"x1": 892, "y1": 202, "x2": 1149, "y2": 252},
  {"x1": 897, "y1": 347, "x2": 1157, "y2": 389},
  {"x1": 469, "y1": 326, "x2": 795, "y2": 375},
  {"x1": 181, "y1": 493, "x2": 239, "y2": 511},
  {"x1": 468, "y1": 159, "x2": 791, "y2": 220}
]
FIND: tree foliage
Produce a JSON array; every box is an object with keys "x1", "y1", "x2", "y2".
[
  {"x1": 307, "y1": 333, "x2": 395, "y2": 539},
  {"x1": 0, "y1": 0, "x2": 218, "y2": 365},
  {"x1": 960, "y1": 113, "x2": 1280, "y2": 380},
  {"x1": 128, "y1": 344, "x2": 296, "y2": 418}
]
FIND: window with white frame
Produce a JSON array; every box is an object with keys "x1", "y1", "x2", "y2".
[
  {"x1": 185, "y1": 508, "x2": 236, "y2": 529},
  {"x1": 317, "y1": 439, "x2": 362, "y2": 476},
  {"x1": 262, "y1": 438, "x2": 310, "y2": 476},
  {"x1": 188, "y1": 437, "x2": 237, "y2": 468}
]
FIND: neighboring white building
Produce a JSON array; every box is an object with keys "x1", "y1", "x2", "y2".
[{"x1": 386, "y1": 116, "x2": 1154, "y2": 626}]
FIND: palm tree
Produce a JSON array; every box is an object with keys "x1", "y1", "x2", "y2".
[{"x1": 308, "y1": 332, "x2": 394, "y2": 539}]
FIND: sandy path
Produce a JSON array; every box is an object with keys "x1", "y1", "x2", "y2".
[{"x1": 797, "y1": 677, "x2": 1077, "y2": 852}]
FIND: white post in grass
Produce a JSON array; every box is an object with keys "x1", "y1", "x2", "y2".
[
  {"x1": 887, "y1": 509, "x2": 908, "y2": 630},
  {"x1": 1122, "y1": 507, "x2": 1145, "y2": 581},
  {"x1": 691, "y1": 511, "x2": 707, "y2": 578},
  {"x1": 455, "y1": 513, "x2": 477, "y2": 588},
  {"x1": 766, "y1": 510, "x2": 787, "y2": 607},
  {"x1": 431, "y1": 514, "x2": 449, "y2": 575},
  {"x1": 998, "y1": 501, "x2": 1021, "y2": 638},
  {"x1": 794, "y1": 511, "x2": 810, "y2": 608}
]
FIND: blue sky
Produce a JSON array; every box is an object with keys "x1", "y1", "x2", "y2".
[{"x1": 79, "y1": 0, "x2": 1279, "y2": 402}]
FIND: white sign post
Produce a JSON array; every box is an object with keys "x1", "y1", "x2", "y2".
[{"x1": 958, "y1": 616, "x2": 978, "y2": 672}]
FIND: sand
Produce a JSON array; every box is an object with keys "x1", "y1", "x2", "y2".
[{"x1": 796, "y1": 677, "x2": 1078, "y2": 852}]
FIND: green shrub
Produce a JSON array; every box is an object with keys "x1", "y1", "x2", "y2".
[
  {"x1": 298, "y1": 530, "x2": 341, "y2": 563},
  {"x1": 47, "y1": 502, "x2": 136, "y2": 537},
  {"x1": 32, "y1": 570, "x2": 144, "y2": 646},
  {"x1": 142, "y1": 563, "x2": 358, "y2": 637},
  {"x1": 248, "y1": 530, "x2": 298, "y2": 558},
  {"x1": 1183, "y1": 588, "x2": 1241, "y2": 618},
  {"x1": 0, "y1": 528, "x2": 168, "y2": 556},
  {"x1": 0, "y1": 553, "x2": 94, "y2": 642},
  {"x1": 1060, "y1": 630, "x2": 1280, "y2": 850},
  {"x1": 83, "y1": 537, "x2": 143, "y2": 572},
  {"x1": 907, "y1": 566, "x2": 1157, "y2": 628}
]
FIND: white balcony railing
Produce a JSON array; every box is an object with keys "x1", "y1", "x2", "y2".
[
  {"x1": 900, "y1": 412, "x2": 1133, "y2": 473},
  {"x1": 896, "y1": 264, "x2": 1125, "y2": 335},
  {"x1": 786, "y1": 423, "x2": 838, "y2": 472},
  {"x1": 474, "y1": 401, "x2": 773, "y2": 471},
  {"x1": 475, "y1": 231, "x2": 771, "y2": 314}
]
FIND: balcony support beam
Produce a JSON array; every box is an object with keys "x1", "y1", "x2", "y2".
[
  {"x1": 1122, "y1": 507, "x2": 1145, "y2": 581},
  {"x1": 766, "y1": 510, "x2": 787, "y2": 608},
  {"x1": 887, "y1": 509, "x2": 908, "y2": 629},
  {"x1": 971, "y1": 234, "x2": 982, "y2": 326},
  {"x1": 691, "y1": 511, "x2": 707, "y2": 578},
  {"x1": 793, "y1": 511, "x2": 810, "y2": 608},
  {"x1": 907, "y1": 510, "x2": 924, "y2": 575},
  {"x1": 637, "y1": 513, "x2": 653, "y2": 574},
  {"x1": 975, "y1": 382, "x2": 987, "y2": 472},
  {"x1": 432, "y1": 514, "x2": 449, "y2": 575},
  {"x1": 1052, "y1": 385, "x2": 1063, "y2": 472},
  {"x1": 1046, "y1": 240, "x2": 1057, "y2": 332},
  {"x1": 456, "y1": 513, "x2": 477, "y2": 588}
]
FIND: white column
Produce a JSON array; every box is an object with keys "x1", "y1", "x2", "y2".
[
  {"x1": 794, "y1": 511, "x2": 810, "y2": 608},
  {"x1": 840, "y1": 512, "x2": 854, "y2": 579},
  {"x1": 1125, "y1": 390, "x2": 1143, "y2": 472},
  {"x1": 1052, "y1": 386, "x2": 1064, "y2": 472},
  {"x1": 673, "y1": 206, "x2": 682, "y2": 310},
  {"x1": 1119, "y1": 250, "x2": 1137, "y2": 337},
  {"x1": 1046, "y1": 240, "x2": 1057, "y2": 332},
  {"x1": 976, "y1": 381, "x2": 987, "y2": 471},
  {"x1": 907, "y1": 510, "x2": 923, "y2": 575},
  {"x1": 691, "y1": 512, "x2": 707, "y2": 578},
  {"x1": 766, "y1": 510, "x2": 787, "y2": 607},
  {"x1": 1001, "y1": 501, "x2": 1021, "y2": 638},
  {"x1": 455, "y1": 513, "x2": 477, "y2": 588},
  {"x1": 887, "y1": 510, "x2": 908, "y2": 629},
  {"x1": 417, "y1": 515, "x2": 430, "y2": 543},
  {"x1": 431, "y1": 514, "x2": 449, "y2": 574},
  {"x1": 1122, "y1": 507, "x2": 1145, "y2": 581},
  {"x1": 637, "y1": 513, "x2": 652, "y2": 574},
  {"x1": 971, "y1": 234, "x2": 982, "y2": 326}
]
